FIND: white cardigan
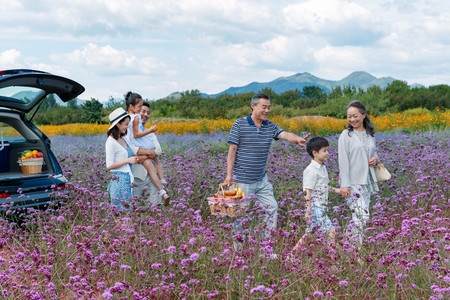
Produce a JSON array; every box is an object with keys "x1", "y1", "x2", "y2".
[
  {"x1": 338, "y1": 129, "x2": 378, "y2": 187},
  {"x1": 105, "y1": 136, "x2": 140, "y2": 182}
]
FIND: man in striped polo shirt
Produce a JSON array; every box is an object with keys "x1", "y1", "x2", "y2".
[{"x1": 225, "y1": 93, "x2": 310, "y2": 247}]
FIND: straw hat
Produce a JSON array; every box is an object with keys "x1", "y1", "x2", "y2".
[{"x1": 108, "y1": 107, "x2": 129, "y2": 130}]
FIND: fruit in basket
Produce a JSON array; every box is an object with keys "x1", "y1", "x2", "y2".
[
  {"x1": 19, "y1": 150, "x2": 42, "y2": 160},
  {"x1": 233, "y1": 187, "x2": 246, "y2": 199},
  {"x1": 224, "y1": 189, "x2": 237, "y2": 196}
]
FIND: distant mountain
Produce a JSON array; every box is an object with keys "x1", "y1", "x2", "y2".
[
  {"x1": 55, "y1": 97, "x2": 85, "y2": 107},
  {"x1": 11, "y1": 91, "x2": 38, "y2": 101},
  {"x1": 162, "y1": 92, "x2": 182, "y2": 101},
  {"x1": 337, "y1": 71, "x2": 396, "y2": 90},
  {"x1": 410, "y1": 83, "x2": 425, "y2": 88},
  {"x1": 11, "y1": 90, "x2": 86, "y2": 107},
  {"x1": 201, "y1": 71, "x2": 398, "y2": 97}
]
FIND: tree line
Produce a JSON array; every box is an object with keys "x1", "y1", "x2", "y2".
[
  {"x1": 31, "y1": 96, "x2": 111, "y2": 125},
  {"x1": 31, "y1": 80, "x2": 449, "y2": 125}
]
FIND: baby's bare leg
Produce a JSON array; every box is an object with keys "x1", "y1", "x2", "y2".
[
  {"x1": 153, "y1": 157, "x2": 164, "y2": 180},
  {"x1": 142, "y1": 159, "x2": 163, "y2": 191}
]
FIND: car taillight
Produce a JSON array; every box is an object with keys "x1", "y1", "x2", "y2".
[
  {"x1": 0, "y1": 192, "x2": 10, "y2": 198},
  {"x1": 53, "y1": 184, "x2": 66, "y2": 191}
]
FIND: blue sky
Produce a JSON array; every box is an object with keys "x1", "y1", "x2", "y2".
[{"x1": 1, "y1": 0, "x2": 450, "y2": 102}]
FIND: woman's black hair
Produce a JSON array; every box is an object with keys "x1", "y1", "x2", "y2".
[
  {"x1": 347, "y1": 100, "x2": 375, "y2": 136},
  {"x1": 125, "y1": 91, "x2": 143, "y2": 111},
  {"x1": 107, "y1": 116, "x2": 130, "y2": 139}
]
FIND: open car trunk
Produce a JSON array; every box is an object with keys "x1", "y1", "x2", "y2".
[
  {"x1": 0, "y1": 110, "x2": 66, "y2": 208},
  {"x1": 0, "y1": 70, "x2": 83, "y2": 209},
  {"x1": 0, "y1": 69, "x2": 85, "y2": 114}
]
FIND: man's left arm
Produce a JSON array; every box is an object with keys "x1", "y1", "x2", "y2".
[{"x1": 278, "y1": 131, "x2": 310, "y2": 147}]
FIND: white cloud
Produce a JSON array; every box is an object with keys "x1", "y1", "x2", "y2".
[
  {"x1": 51, "y1": 44, "x2": 167, "y2": 76},
  {"x1": 1, "y1": 0, "x2": 270, "y2": 40},
  {"x1": 214, "y1": 34, "x2": 314, "y2": 72},
  {"x1": 177, "y1": 0, "x2": 271, "y2": 24},
  {"x1": 314, "y1": 45, "x2": 364, "y2": 67},
  {"x1": 0, "y1": 49, "x2": 23, "y2": 68},
  {"x1": 1, "y1": 0, "x2": 450, "y2": 100},
  {"x1": 0, "y1": 49, "x2": 69, "y2": 76},
  {"x1": 260, "y1": 36, "x2": 291, "y2": 64},
  {"x1": 2, "y1": 0, "x2": 23, "y2": 10},
  {"x1": 283, "y1": 0, "x2": 370, "y2": 32}
]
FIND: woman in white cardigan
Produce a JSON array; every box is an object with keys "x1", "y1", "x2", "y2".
[
  {"x1": 338, "y1": 100, "x2": 379, "y2": 248},
  {"x1": 105, "y1": 107, "x2": 157, "y2": 211}
]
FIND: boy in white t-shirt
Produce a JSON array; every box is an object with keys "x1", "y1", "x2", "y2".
[{"x1": 291, "y1": 136, "x2": 342, "y2": 254}]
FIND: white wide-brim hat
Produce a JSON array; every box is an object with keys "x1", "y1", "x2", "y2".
[{"x1": 108, "y1": 107, "x2": 130, "y2": 130}]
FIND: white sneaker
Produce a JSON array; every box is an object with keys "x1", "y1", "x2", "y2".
[
  {"x1": 233, "y1": 241, "x2": 243, "y2": 252},
  {"x1": 268, "y1": 253, "x2": 278, "y2": 260},
  {"x1": 159, "y1": 189, "x2": 170, "y2": 206}
]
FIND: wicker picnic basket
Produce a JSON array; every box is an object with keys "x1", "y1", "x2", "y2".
[
  {"x1": 207, "y1": 182, "x2": 250, "y2": 217},
  {"x1": 18, "y1": 157, "x2": 44, "y2": 174}
]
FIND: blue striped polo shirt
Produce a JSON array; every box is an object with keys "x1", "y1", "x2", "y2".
[{"x1": 228, "y1": 114, "x2": 284, "y2": 183}]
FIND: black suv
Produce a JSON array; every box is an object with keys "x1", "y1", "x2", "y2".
[{"x1": 0, "y1": 69, "x2": 84, "y2": 209}]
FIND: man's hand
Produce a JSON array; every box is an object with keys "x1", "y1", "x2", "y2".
[
  {"x1": 278, "y1": 131, "x2": 310, "y2": 147},
  {"x1": 297, "y1": 133, "x2": 311, "y2": 147},
  {"x1": 139, "y1": 148, "x2": 157, "y2": 159},
  {"x1": 137, "y1": 155, "x2": 148, "y2": 164},
  {"x1": 224, "y1": 174, "x2": 233, "y2": 186},
  {"x1": 368, "y1": 156, "x2": 377, "y2": 167}
]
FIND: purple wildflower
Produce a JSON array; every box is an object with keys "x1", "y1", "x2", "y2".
[{"x1": 190, "y1": 253, "x2": 200, "y2": 261}]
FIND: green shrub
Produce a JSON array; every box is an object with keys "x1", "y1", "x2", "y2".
[
  {"x1": 402, "y1": 107, "x2": 432, "y2": 115},
  {"x1": 33, "y1": 107, "x2": 84, "y2": 125}
]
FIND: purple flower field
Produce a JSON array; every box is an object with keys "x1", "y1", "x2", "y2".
[{"x1": 0, "y1": 132, "x2": 449, "y2": 299}]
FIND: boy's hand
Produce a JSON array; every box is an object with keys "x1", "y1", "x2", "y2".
[{"x1": 340, "y1": 187, "x2": 350, "y2": 197}]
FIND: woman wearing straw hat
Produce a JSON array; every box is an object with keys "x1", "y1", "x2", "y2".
[{"x1": 105, "y1": 107, "x2": 157, "y2": 210}]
